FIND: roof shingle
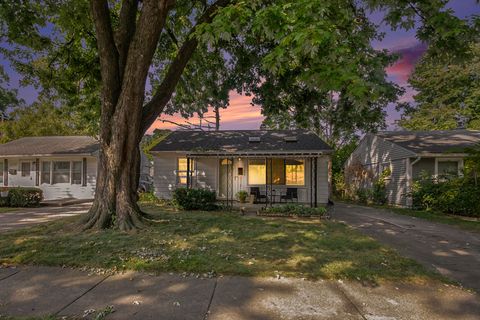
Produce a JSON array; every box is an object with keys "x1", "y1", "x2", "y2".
[
  {"x1": 0, "y1": 136, "x2": 99, "y2": 156},
  {"x1": 377, "y1": 130, "x2": 480, "y2": 154},
  {"x1": 151, "y1": 130, "x2": 332, "y2": 154}
]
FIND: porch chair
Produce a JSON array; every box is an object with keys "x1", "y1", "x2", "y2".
[
  {"x1": 280, "y1": 188, "x2": 298, "y2": 203},
  {"x1": 250, "y1": 187, "x2": 266, "y2": 204}
]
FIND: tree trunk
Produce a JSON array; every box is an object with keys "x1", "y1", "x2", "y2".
[{"x1": 214, "y1": 105, "x2": 220, "y2": 130}]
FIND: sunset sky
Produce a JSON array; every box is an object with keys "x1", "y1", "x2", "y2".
[{"x1": 1, "y1": 1, "x2": 479, "y2": 134}]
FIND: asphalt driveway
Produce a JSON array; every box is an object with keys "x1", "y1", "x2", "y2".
[
  {"x1": 0, "y1": 203, "x2": 90, "y2": 232},
  {"x1": 334, "y1": 202, "x2": 480, "y2": 292}
]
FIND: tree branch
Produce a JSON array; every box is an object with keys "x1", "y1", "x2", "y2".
[
  {"x1": 141, "y1": 0, "x2": 232, "y2": 133},
  {"x1": 115, "y1": 0, "x2": 139, "y2": 80}
]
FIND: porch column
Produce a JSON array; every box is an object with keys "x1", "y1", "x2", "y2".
[
  {"x1": 186, "y1": 157, "x2": 191, "y2": 189},
  {"x1": 314, "y1": 157, "x2": 318, "y2": 208}
]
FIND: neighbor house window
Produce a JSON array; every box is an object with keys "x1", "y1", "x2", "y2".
[
  {"x1": 248, "y1": 159, "x2": 266, "y2": 185},
  {"x1": 437, "y1": 160, "x2": 459, "y2": 177},
  {"x1": 21, "y1": 162, "x2": 31, "y2": 177},
  {"x1": 0, "y1": 161, "x2": 3, "y2": 184},
  {"x1": 52, "y1": 161, "x2": 71, "y2": 184},
  {"x1": 285, "y1": 159, "x2": 305, "y2": 185},
  {"x1": 41, "y1": 161, "x2": 51, "y2": 184},
  {"x1": 72, "y1": 161, "x2": 82, "y2": 185},
  {"x1": 178, "y1": 158, "x2": 195, "y2": 184}
]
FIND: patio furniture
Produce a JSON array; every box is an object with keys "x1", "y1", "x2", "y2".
[
  {"x1": 280, "y1": 188, "x2": 298, "y2": 203},
  {"x1": 250, "y1": 187, "x2": 267, "y2": 203}
]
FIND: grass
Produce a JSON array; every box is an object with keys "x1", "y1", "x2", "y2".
[
  {"x1": 0, "y1": 207, "x2": 16, "y2": 213},
  {"x1": 0, "y1": 204, "x2": 444, "y2": 285},
  {"x1": 388, "y1": 207, "x2": 480, "y2": 233}
]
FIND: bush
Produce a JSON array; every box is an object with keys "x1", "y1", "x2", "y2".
[
  {"x1": 263, "y1": 204, "x2": 327, "y2": 217},
  {"x1": 1, "y1": 187, "x2": 43, "y2": 207},
  {"x1": 411, "y1": 177, "x2": 480, "y2": 217},
  {"x1": 355, "y1": 188, "x2": 371, "y2": 204},
  {"x1": 138, "y1": 191, "x2": 160, "y2": 203},
  {"x1": 172, "y1": 187, "x2": 217, "y2": 211}
]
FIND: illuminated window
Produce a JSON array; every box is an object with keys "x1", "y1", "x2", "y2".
[
  {"x1": 267, "y1": 159, "x2": 285, "y2": 185},
  {"x1": 285, "y1": 159, "x2": 304, "y2": 185},
  {"x1": 248, "y1": 159, "x2": 266, "y2": 185},
  {"x1": 178, "y1": 158, "x2": 195, "y2": 184}
]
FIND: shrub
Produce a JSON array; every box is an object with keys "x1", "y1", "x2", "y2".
[
  {"x1": 4, "y1": 187, "x2": 43, "y2": 207},
  {"x1": 236, "y1": 190, "x2": 249, "y2": 203},
  {"x1": 264, "y1": 204, "x2": 327, "y2": 216},
  {"x1": 355, "y1": 188, "x2": 371, "y2": 204},
  {"x1": 411, "y1": 176, "x2": 480, "y2": 217},
  {"x1": 172, "y1": 187, "x2": 217, "y2": 211},
  {"x1": 138, "y1": 191, "x2": 160, "y2": 203}
]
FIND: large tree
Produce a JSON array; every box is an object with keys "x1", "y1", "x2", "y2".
[
  {"x1": 0, "y1": 0, "x2": 478, "y2": 230},
  {"x1": 398, "y1": 43, "x2": 480, "y2": 130}
]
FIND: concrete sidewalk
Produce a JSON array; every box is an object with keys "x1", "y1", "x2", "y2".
[{"x1": 0, "y1": 266, "x2": 479, "y2": 320}]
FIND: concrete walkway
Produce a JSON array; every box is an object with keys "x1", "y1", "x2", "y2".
[
  {"x1": 0, "y1": 266, "x2": 479, "y2": 320},
  {"x1": 334, "y1": 202, "x2": 480, "y2": 292},
  {"x1": 0, "y1": 203, "x2": 90, "y2": 232}
]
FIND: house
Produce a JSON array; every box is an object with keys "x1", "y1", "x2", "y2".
[
  {"x1": 150, "y1": 130, "x2": 333, "y2": 206},
  {"x1": 0, "y1": 136, "x2": 99, "y2": 200},
  {"x1": 346, "y1": 130, "x2": 480, "y2": 207}
]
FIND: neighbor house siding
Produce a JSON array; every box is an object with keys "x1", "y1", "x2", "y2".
[
  {"x1": 2, "y1": 156, "x2": 96, "y2": 200},
  {"x1": 386, "y1": 158, "x2": 408, "y2": 206},
  {"x1": 152, "y1": 152, "x2": 182, "y2": 199},
  {"x1": 346, "y1": 134, "x2": 415, "y2": 167}
]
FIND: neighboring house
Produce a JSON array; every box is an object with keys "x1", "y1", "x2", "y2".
[
  {"x1": 150, "y1": 130, "x2": 333, "y2": 206},
  {"x1": 0, "y1": 136, "x2": 99, "y2": 200},
  {"x1": 346, "y1": 130, "x2": 480, "y2": 207}
]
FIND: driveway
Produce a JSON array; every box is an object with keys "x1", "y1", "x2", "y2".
[
  {"x1": 0, "y1": 203, "x2": 90, "y2": 232},
  {"x1": 334, "y1": 202, "x2": 480, "y2": 292}
]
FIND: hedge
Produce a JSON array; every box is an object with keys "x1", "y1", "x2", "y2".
[
  {"x1": 172, "y1": 188, "x2": 217, "y2": 211},
  {"x1": 0, "y1": 187, "x2": 43, "y2": 207}
]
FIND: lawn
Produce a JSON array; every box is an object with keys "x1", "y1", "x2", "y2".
[
  {"x1": 0, "y1": 207, "x2": 16, "y2": 213},
  {"x1": 0, "y1": 204, "x2": 442, "y2": 284},
  {"x1": 388, "y1": 207, "x2": 480, "y2": 233}
]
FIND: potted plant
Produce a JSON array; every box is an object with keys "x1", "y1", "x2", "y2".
[{"x1": 236, "y1": 190, "x2": 249, "y2": 203}]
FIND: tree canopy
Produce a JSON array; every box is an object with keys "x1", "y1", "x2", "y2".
[{"x1": 398, "y1": 43, "x2": 480, "y2": 130}]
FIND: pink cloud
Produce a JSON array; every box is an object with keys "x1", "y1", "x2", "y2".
[
  {"x1": 147, "y1": 92, "x2": 264, "y2": 132},
  {"x1": 386, "y1": 42, "x2": 427, "y2": 84}
]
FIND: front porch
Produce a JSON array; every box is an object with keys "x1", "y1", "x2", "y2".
[{"x1": 182, "y1": 152, "x2": 330, "y2": 208}]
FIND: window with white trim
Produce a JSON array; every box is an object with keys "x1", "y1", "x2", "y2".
[
  {"x1": 21, "y1": 162, "x2": 31, "y2": 177},
  {"x1": 177, "y1": 158, "x2": 195, "y2": 185},
  {"x1": 41, "y1": 160, "x2": 84, "y2": 185}
]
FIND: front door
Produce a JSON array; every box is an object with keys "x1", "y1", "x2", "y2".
[{"x1": 219, "y1": 159, "x2": 233, "y2": 199}]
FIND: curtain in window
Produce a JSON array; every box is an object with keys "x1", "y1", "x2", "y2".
[
  {"x1": 285, "y1": 159, "x2": 305, "y2": 185},
  {"x1": 248, "y1": 159, "x2": 266, "y2": 185}
]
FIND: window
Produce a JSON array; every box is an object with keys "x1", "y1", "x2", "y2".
[
  {"x1": 0, "y1": 161, "x2": 3, "y2": 184},
  {"x1": 52, "y1": 161, "x2": 70, "y2": 184},
  {"x1": 285, "y1": 159, "x2": 305, "y2": 185},
  {"x1": 247, "y1": 159, "x2": 305, "y2": 186},
  {"x1": 267, "y1": 159, "x2": 285, "y2": 185},
  {"x1": 21, "y1": 162, "x2": 31, "y2": 177},
  {"x1": 248, "y1": 159, "x2": 266, "y2": 185},
  {"x1": 438, "y1": 161, "x2": 459, "y2": 177},
  {"x1": 41, "y1": 161, "x2": 51, "y2": 184},
  {"x1": 177, "y1": 158, "x2": 195, "y2": 184},
  {"x1": 72, "y1": 161, "x2": 82, "y2": 185}
]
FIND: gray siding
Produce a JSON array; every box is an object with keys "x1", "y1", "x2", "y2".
[
  {"x1": 386, "y1": 159, "x2": 408, "y2": 206},
  {"x1": 346, "y1": 134, "x2": 415, "y2": 167},
  {"x1": 152, "y1": 152, "x2": 181, "y2": 199}
]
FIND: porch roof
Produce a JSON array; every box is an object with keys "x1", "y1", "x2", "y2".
[{"x1": 151, "y1": 130, "x2": 333, "y2": 155}]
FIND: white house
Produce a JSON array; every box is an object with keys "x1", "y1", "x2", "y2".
[
  {"x1": 150, "y1": 130, "x2": 333, "y2": 206},
  {"x1": 0, "y1": 136, "x2": 98, "y2": 200}
]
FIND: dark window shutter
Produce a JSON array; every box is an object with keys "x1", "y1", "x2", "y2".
[
  {"x1": 4, "y1": 159, "x2": 8, "y2": 186},
  {"x1": 82, "y1": 158, "x2": 87, "y2": 187},
  {"x1": 35, "y1": 158, "x2": 40, "y2": 186}
]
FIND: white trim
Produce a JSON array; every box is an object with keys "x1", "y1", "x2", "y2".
[{"x1": 435, "y1": 157, "x2": 463, "y2": 177}]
